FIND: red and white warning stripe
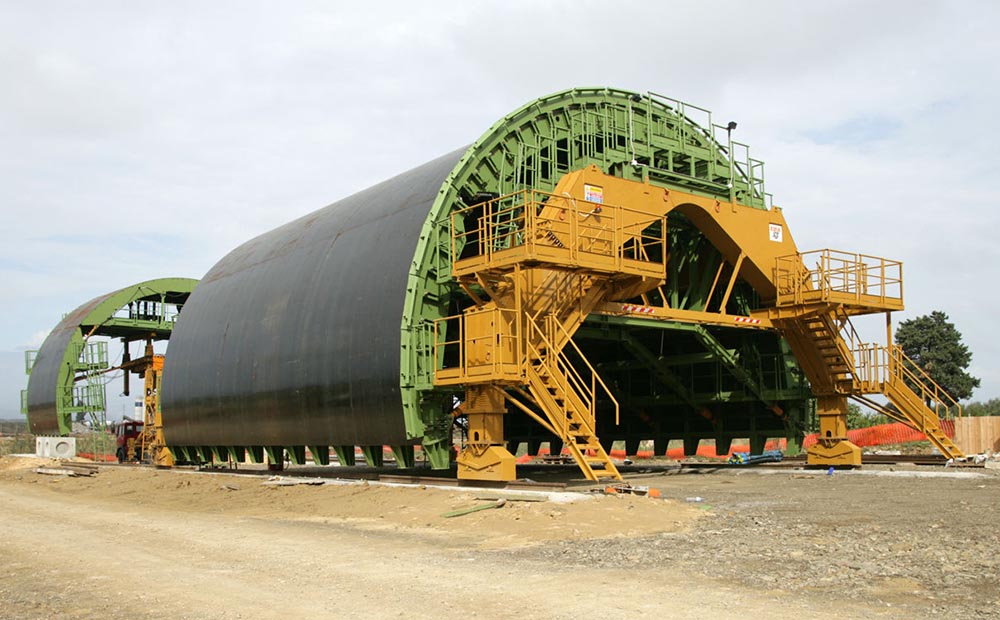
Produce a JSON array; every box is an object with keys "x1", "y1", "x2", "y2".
[
  {"x1": 733, "y1": 316, "x2": 761, "y2": 325},
  {"x1": 622, "y1": 304, "x2": 655, "y2": 314}
]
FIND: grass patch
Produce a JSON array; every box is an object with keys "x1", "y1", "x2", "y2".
[{"x1": 0, "y1": 434, "x2": 36, "y2": 457}]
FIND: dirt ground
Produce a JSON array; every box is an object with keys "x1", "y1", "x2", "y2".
[{"x1": 0, "y1": 456, "x2": 997, "y2": 619}]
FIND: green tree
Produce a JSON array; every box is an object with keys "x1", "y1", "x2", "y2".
[
  {"x1": 805, "y1": 402, "x2": 888, "y2": 432},
  {"x1": 962, "y1": 398, "x2": 1000, "y2": 417},
  {"x1": 894, "y1": 311, "x2": 980, "y2": 402},
  {"x1": 847, "y1": 402, "x2": 888, "y2": 428}
]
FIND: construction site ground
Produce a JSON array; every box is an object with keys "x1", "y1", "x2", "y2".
[{"x1": 1, "y1": 455, "x2": 998, "y2": 619}]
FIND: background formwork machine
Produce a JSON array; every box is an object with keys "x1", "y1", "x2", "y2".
[
  {"x1": 24, "y1": 278, "x2": 197, "y2": 465},
  {"x1": 148, "y1": 87, "x2": 962, "y2": 481}
]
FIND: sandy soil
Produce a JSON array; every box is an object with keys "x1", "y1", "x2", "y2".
[{"x1": 0, "y1": 456, "x2": 997, "y2": 619}]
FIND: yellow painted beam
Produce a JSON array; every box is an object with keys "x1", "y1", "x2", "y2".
[{"x1": 592, "y1": 301, "x2": 775, "y2": 330}]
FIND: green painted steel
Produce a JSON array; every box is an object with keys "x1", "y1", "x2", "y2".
[
  {"x1": 398, "y1": 87, "x2": 798, "y2": 462},
  {"x1": 576, "y1": 318, "x2": 809, "y2": 405},
  {"x1": 360, "y1": 446, "x2": 383, "y2": 467},
  {"x1": 391, "y1": 445, "x2": 416, "y2": 469},
  {"x1": 309, "y1": 445, "x2": 330, "y2": 466},
  {"x1": 333, "y1": 445, "x2": 355, "y2": 467}
]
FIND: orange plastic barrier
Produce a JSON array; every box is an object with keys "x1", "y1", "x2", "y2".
[
  {"x1": 77, "y1": 452, "x2": 117, "y2": 462},
  {"x1": 802, "y1": 420, "x2": 955, "y2": 449}
]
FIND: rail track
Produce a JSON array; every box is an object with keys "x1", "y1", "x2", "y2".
[{"x1": 92, "y1": 450, "x2": 983, "y2": 495}]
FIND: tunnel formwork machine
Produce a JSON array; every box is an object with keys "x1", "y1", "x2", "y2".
[
  {"x1": 160, "y1": 88, "x2": 963, "y2": 480},
  {"x1": 24, "y1": 278, "x2": 197, "y2": 465}
]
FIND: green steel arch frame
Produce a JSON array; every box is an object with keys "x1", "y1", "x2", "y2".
[
  {"x1": 399, "y1": 88, "x2": 798, "y2": 465},
  {"x1": 25, "y1": 277, "x2": 198, "y2": 435}
]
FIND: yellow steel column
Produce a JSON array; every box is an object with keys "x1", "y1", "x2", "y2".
[
  {"x1": 143, "y1": 355, "x2": 174, "y2": 467},
  {"x1": 886, "y1": 312, "x2": 893, "y2": 354},
  {"x1": 806, "y1": 395, "x2": 862, "y2": 466},
  {"x1": 456, "y1": 386, "x2": 516, "y2": 481}
]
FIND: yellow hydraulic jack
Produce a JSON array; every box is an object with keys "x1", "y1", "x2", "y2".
[
  {"x1": 455, "y1": 386, "x2": 516, "y2": 481},
  {"x1": 807, "y1": 395, "x2": 862, "y2": 467},
  {"x1": 140, "y1": 354, "x2": 175, "y2": 467},
  {"x1": 122, "y1": 341, "x2": 175, "y2": 467}
]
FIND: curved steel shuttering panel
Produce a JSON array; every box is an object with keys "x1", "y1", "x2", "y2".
[
  {"x1": 27, "y1": 278, "x2": 197, "y2": 435},
  {"x1": 161, "y1": 149, "x2": 465, "y2": 447},
  {"x1": 26, "y1": 293, "x2": 112, "y2": 434}
]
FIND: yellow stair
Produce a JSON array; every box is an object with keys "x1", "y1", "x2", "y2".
[
  {"x1": 783, "y1": 311, "x2": 966, "y2": 460},
  {"x1": 883, "y1": 374, "x2": 964, "y2": 458},
  {"x1": 525, "y1": 363, "x2": 620, "y2": 480},
  {"x1": 856, "y1": 344, "x2": 965, "y2": 459},
  {"x1": 436, "y1": 182, "x2": 669, "y2": 481},
  {"x1": 521, "y1": 315, "x2": 621, "y2": 481},
  {"x1": 773, "y1": 249, "x2": 965, "y2": 462},
  {"x1": 783, "y1": 313, "x2": 855, "y2": 394}
]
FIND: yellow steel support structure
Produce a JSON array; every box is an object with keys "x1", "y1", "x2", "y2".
[
  {"x1": 438, "y1": 166, "x2": 669, "y2": 481},
  {"x1": 436, "y1": 166, "x2": 963, "y2": 480},
  {"x1": 769, "y1": 254, "x2": 964, "y2": 464},
  {"x1": 135, "y1": 352, "x2": 174, "y2": 467}
]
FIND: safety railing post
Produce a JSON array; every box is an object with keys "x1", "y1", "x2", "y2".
[
  {"x1": 797, "y1": 255, "x2": 805, "y2": 306},
  {"x1": 899, "y1": 262, "x2": 904, "y2": 307},
  {"x1": 851, "y1": 252, "x2": 859, "y2": 304},
  {"x1": 821, "y1": 251, "x2": 829, "y2": 301},
  {"x1": 590, "y1": 372, "x2": 596, "y2": 419},
  {"x1": 485, "y1": 198, "x2": 494, "y2": 263},
  {"x1": 880, "y1": 258, "x2": 887, "y2": 305},
  {"x1": 660, "y1": 216, "x2": 667, "y2": 274},
  {"x1": 613, "y1": 207, "x2": 619, "y2": 270},
  {"x1": 458, "y1": 316, "x2": 465, "y2": 378},
  {"x1": 491, "y1": 314, "x2": 498, "y2": 378},
  {"x1": 891, "y1": 345, "x2": 898, "y2": 391},
  {"x1": 432, "y1": 320, "x2": 440, "y2": 379},
  {"x1": 450, "y1": 212, "x2": 457, "y2": 275},
  {"x1": 569, "y1": 193, "x2": 578, "y2": 264}
]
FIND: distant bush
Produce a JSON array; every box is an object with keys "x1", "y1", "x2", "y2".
[
  {"x1": 962, "y1": 398, "x2": 1000, "y2": 417},
  {"x1": 0, "y1": 434, "x2": 36, "y2": 457}
]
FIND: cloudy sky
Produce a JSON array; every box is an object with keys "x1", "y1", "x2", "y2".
[{"x1": 2, "y1": 1, "x2": 998, "y2": 418}]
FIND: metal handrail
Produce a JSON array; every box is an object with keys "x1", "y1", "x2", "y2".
[
  {"x1": 774, "y1": 249, "x2": 903, "y2": 307},
  {"x1": 835, "y1": 305, "x2": 863, "y2": 352},
  {"x1": 450, "y1": 189, "x2": 665, "y2": 273},
  {"x1": 432, "y1": 315, "x2": 464, "y2": 378},
  {"x1": 432, "y1": 309, "x2": 521, "y2": 382},
  {"x1": 520, "y1": 313, "x2": 616, "y2": 434},
  {"x1": 892, "y1": 345, "x2": 962, "y2": 418},
  {"x1": 523, "y1": 314, "x2": 584, "y2": 385},
  {"x1": 24, "y1": 350, "x2": 37, "y2": 375},
  {"x1": 850, "y1": 342, "x2": 962, "y2": 420},
  {"x1": 548, "y1": 315, "x2": 620, "y2": 425}
]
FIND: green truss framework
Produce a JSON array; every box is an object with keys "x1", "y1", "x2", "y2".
[{"x1": 399, "y1": 88, "x2": 808, "y2": 467}]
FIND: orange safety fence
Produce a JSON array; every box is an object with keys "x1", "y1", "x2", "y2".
[
  {"x1": 77, "y1": 452, "x2": 117, "y2": 462},
  {"x1": 802, "y1": 420, "x2": 955, "y2": 449}
]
